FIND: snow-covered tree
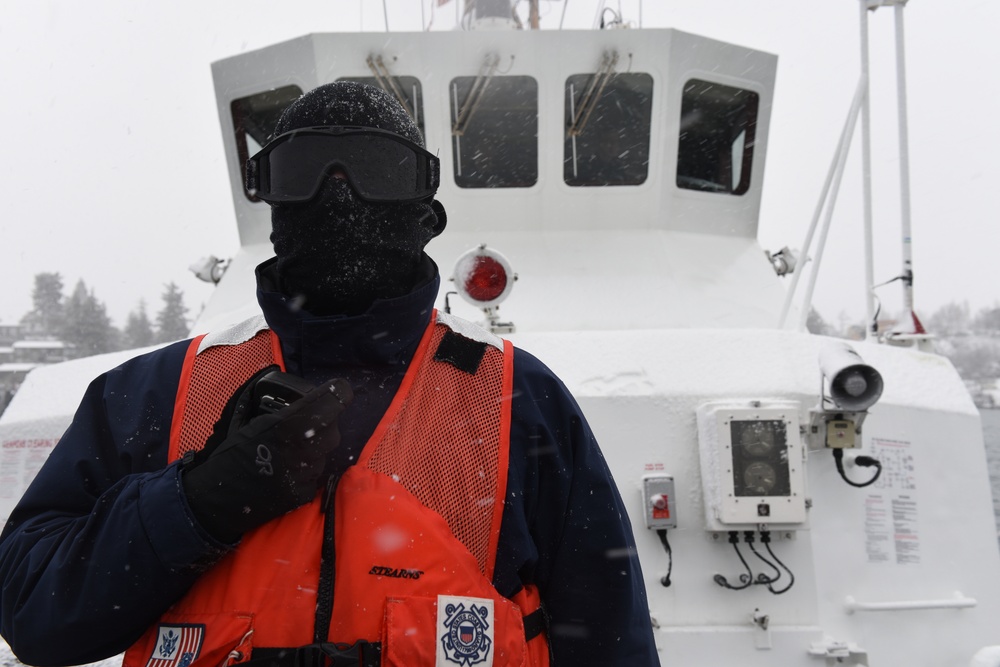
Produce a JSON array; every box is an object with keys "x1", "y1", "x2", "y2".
[
  {"x1": 62, "y1": 280, "x2": 119, "y2": 358},
  {"x1": 973, "y1": 306, "x2": 1000, "y2": 334},
  {"x1": 20, "y1": 272, "x2": 65, "y2": 338},
  {"x1": 155, "y1": 282, "x2": 189, "y2": 343},
  {"x1": 927, "y1": 301, "x2": 971, "y2": 337},
  {"x1": 124, "y1": 299, "x2": 155, "y2": 349}
]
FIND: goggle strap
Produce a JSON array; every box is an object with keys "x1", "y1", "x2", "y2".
[
  {"x1": 428, "y1": 160, "x2": 439, "y2": 190},
  {"x1": 246, "y1": 158, "x2": 259, "y2": 192}
]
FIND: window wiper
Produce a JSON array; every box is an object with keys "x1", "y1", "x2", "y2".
[
  {"x1": 366, "y1": 54, "x2": 417, "y2": 123},
  {"x1": 452, "y1": 53, "x2": 501, "y2": 137},
  {"x1": 567, "y1": 50, "x2": 619, "y2": 139}
]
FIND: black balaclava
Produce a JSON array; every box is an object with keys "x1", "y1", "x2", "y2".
[{"x1": 269, "y1": 82, "x2": 446, "y2": 316}]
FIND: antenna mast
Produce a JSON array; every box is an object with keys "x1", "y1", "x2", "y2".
[
  {"x1": 861, "y1": 0, "x2": 921, "y2": 338},
  {"x1": 529, "y1": 0, "x2": 540, "y2": 29}
]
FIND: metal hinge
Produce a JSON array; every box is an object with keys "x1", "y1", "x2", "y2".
[{"x1": 808, "y1": 639, "x2": 869, "y2": 665}]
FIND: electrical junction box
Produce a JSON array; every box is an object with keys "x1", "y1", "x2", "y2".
[
  {"x1": 642, "y1": 475, "x2": 677, "y2": 529},
  {"x1": 825, "y1": 419, "x2": 857, "y2": 448},
  {"x1": 697, "y1": 402, "x2": 808, "y2": 530}
]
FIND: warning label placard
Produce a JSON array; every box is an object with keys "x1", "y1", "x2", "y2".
[{"x1": 864, "y1": 438, "x2": 920, "y2": 565}]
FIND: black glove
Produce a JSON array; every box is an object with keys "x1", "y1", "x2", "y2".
[{"x1": 182, "y1": 371, "x2": 353, "y2": 543}]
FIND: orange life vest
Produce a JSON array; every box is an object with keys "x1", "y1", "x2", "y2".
[{"x1": 123, "y1": 312, "x2": 549, "y2": 667}]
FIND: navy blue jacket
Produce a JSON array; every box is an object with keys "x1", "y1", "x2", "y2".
[{"x1": 0, "y1": 258, "x2": 659, "y2": 666}]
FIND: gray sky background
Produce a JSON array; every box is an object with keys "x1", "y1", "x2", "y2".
[{"x1": 0, "y1": 0, "x2": 997, "y2": 331}]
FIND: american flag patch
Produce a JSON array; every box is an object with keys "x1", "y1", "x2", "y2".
[{"x1": 145, "y1": 624, "x2": 205, "y2": 667}]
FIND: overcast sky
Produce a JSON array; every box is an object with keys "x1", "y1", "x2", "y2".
[{"x1": 1, "y1": 0, "x2": 997, "y2": 331}]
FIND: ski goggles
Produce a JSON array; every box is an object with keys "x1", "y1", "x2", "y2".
[{"x1": 246, "y1": 126, "x2": 440, "y2": 204}]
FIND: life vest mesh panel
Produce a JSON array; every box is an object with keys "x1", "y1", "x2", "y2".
[
  {"x1": 365, "y1": 324, "x2": 505, "y2": 575},
  {"x1": 172, "y1": 319, "x2": 507, "y2": 575},
  {"x1": 174, "y1": 330, "x2": 276, "y2": 460}
]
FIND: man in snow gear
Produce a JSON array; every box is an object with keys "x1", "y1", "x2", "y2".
[
  {"x1": 0, "y1": 82, "x2": 659, "y2": 667},
  {"x1": 265, "y1": 82, "x2": 447, "y2": 317}
]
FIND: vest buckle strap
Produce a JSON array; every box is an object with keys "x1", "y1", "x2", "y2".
[
  {"x1": 246, "y1": 641, "x2": 381, "y2": 667},
  {"x1": 314, "y1": 641, "x2": 381, "y2": 667},
  {"x1": 522, "y1": 607, "x2": 547, "y2": 642}
]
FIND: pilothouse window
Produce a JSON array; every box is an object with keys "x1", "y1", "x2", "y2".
[
  {"x1": 676, "y1": 79, "x2": 758, "y2": 195},
  {"x1": 564, "y1": 72, "x2": 653, "y2": 186},
  {"x1": 450, "y1": 75, "x2": 538, "y2": 188},
  {"x1": 231, "y1": 85, "x2": 303, "y2": 202}
]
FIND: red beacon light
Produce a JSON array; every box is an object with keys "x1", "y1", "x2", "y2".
[{"x1": 450, "y1": 244, "x2": 517, "y2": 332}]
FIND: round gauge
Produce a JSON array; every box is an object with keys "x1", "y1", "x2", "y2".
[
  {"x1": 743, "y1": 462, "x2": 777, "y2": 495},
  {"x1": 740, "y1": 425, "x2": 775, "y2": 456}
]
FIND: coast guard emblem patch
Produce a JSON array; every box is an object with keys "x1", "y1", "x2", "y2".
[
  {"x1": 145, "y1": 624, "x2": 204, "y2": 667},
  {"x1": 437, "y1": 595, "x2": 494, "y2": 667}
]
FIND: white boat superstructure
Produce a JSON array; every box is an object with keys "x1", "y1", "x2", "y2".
[
  {"x1": 1, "y1": 2, "x2": 997, "y2": 665},
  {"x1": 197, "y1": 25, "x2": 781, "y2": 335}
]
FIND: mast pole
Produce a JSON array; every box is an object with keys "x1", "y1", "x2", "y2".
[
  {"x1": 893, "y1": 1, "x2": 916, "y2": 323},
  {"x1": 860, "y1": 0, "x2": 876, "y2": 339}
]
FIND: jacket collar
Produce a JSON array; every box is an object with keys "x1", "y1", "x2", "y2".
[{"x1": 255, "y1": 255, "x2": 439, "y2": 374}]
